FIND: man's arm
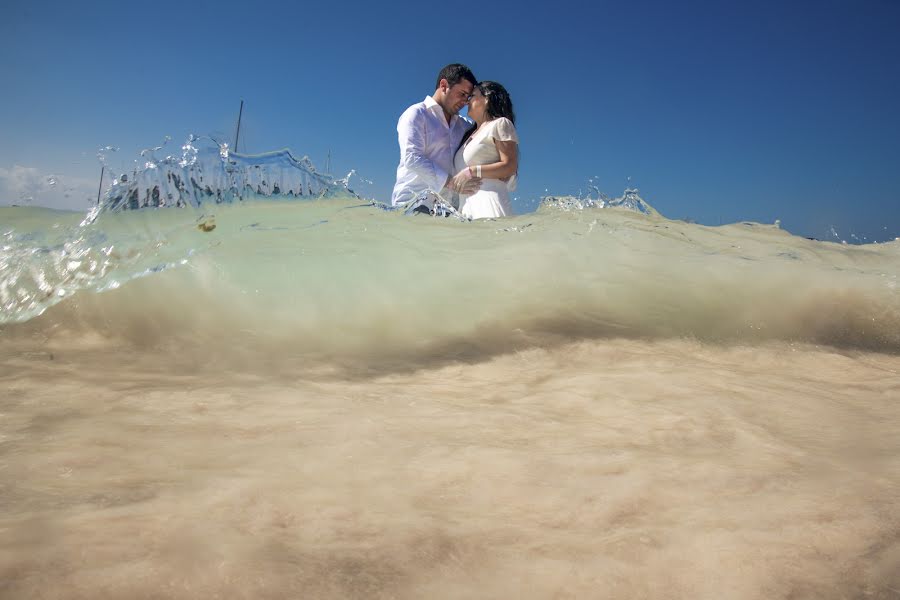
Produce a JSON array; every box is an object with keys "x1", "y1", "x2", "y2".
[{"x1": 397, "y1": 107, "x2": 450, "y2": 193}]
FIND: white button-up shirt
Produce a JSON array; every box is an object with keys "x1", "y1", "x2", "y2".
[{"x1": 391, "y1": 96, "x2": 473, "y2": 206}]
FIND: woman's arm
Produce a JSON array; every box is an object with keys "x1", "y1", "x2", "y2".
[{"x1": 475, "y1": 139, "x2": 518, "y2": 180}]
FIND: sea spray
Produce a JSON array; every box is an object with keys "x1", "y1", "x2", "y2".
[{"x1": 89, "y1": 137, "x2": 355, "y2": 216}]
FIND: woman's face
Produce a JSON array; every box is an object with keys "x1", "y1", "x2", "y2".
[{"x1": 467, "y1": 88, "x2": 488, "y2": 122}]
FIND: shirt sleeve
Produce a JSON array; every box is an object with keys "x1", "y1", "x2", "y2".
[
  {"x1": 491, "y1": 118, "x2": 519, "y2": 144},
  {"x1": 397, "y1": 106, "x2": 447, "y2": 193}
]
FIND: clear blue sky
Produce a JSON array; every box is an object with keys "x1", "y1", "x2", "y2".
[{"x1": 1, "y1": 0, "x2": 898, "y2": 242}]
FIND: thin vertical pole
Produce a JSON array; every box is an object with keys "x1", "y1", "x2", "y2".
[
  {"x1": 233, "y1": 100, "x2": 244, "y2": 153},
  {"x1": 96, "y1": 166, "x2": 105, "y2": 205}
]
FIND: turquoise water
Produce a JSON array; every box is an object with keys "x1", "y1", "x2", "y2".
[{"x1": 3, "y1": 197, "x2": 899, "y2": 362}]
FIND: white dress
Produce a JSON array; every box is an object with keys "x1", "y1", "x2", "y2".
[{"x1": 453, "y1": 117, "x2": 519, "y2": 219}]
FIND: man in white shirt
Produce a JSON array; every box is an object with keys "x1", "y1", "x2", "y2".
[{"x1": 391, "y1": 64, "x2": 481, "y2": 211}]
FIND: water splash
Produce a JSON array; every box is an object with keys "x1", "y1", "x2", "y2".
[
  {"x1": 337, "y1": 169, "x2": 376, "y2": 199},
  {"x1": 85, "y1": 136, "x2": 357, "y2": 223},
  {"x1": 97, "y1": 145, "x2": 119, "y2": 167},
  {"x1": 541, "y1": 187, "x2": 658, "y2": 216},
  {"x1": 829, "y1": 225, "x2": 847, "y2": 245},
  {"x1": 1, "y1": 224, "x2": 115, "y2": 321}
]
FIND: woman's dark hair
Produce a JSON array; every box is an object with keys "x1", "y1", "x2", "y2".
[
  {"x1": 478, "y1": 81, "x2": 516, "y2": 125},
  {"x1": 454, "y1": 80, "x2": 518, "y2": 155},
  {"x1": 436, "y1": 63, "x2": 477, "y2": 90}
]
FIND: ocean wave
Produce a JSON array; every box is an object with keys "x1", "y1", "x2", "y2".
[{"x1": 2, "y1": 198, "x2": 898, "y2": 370}]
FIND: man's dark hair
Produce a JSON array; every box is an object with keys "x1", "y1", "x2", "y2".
[{"x1": 435, "y1": 64, "x2": 477, "y2": 90}]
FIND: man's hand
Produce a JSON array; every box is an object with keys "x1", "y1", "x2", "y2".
[{"x1": 449, "y1": 167, "x2": 482, "y2": 195}]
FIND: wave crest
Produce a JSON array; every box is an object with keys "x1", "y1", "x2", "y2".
[{"x1": 3, "y1": 200, "x2": 898, "y2": 373}]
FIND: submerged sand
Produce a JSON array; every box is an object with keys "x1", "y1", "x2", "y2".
[{"x1": 2, "y1": 338, "x2": 898, "y2": 599}]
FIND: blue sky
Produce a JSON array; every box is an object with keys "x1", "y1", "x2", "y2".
[{"x1": 1, "y1": 0, "x2": 898, "y2": 242}]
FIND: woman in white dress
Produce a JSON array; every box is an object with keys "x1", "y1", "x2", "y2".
[{"x1": 449, "y1": 81, "x2": 519, "y2": 219}]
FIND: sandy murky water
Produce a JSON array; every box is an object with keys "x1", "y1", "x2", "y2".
[
  {"x1": 3, "y1": 200, "x2": 900, "y2": 597},
  {"x1": 2, "y1": 338, "x2": 899, "y2": 599}
]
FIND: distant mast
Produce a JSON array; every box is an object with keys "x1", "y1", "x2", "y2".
[
  {"x1": 96, "y1": 166, "x2": 105, "y2": 205},
  {"x1": 233, "y1": 99, "x2": 244, "y2": 154},
  {"x1": 325, "y1": 149, "x2": 332, "y2": 175}
]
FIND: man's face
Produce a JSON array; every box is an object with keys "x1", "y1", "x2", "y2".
[{"x1": 440, "y1": 78, "x2": 475, "y2": 116}]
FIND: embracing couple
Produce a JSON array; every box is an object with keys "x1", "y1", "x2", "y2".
[{"x1": 391, "y1": 63, "x2": 518, "y2": 220}]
